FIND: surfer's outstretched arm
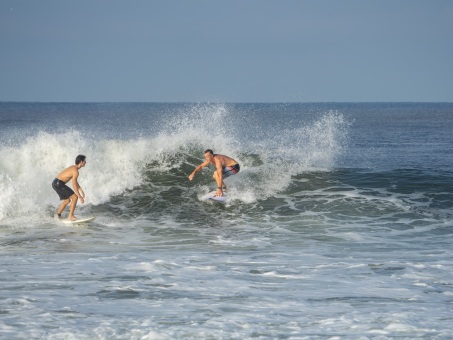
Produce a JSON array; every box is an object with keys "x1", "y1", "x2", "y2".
[{"x1": 188, "y1": 160, "x2": 209, "y2": 181}]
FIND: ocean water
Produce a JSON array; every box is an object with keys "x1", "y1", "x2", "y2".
[{"x1": 0, "y1": 102, "x2": 452, "y2": 339}]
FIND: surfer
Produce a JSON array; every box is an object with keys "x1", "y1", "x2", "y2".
[
  {"x1": 52, "y1": 155, "x2": 86, "y2": 221},
  {"x1": 188, "y1": 149, "x2": 240, "y2": 197}
]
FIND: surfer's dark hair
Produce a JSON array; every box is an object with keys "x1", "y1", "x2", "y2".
[
  {"x1": 75, "y1": 155, "x2": 86, "y2": 165},
  {"x1": 204, "y1": 149, "x2": 214, "y2": 155}
]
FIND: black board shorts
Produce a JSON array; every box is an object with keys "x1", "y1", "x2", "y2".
[
  {"x1": 52, "y1": 178, "x2": 75, "y2": 200},
  {"x1": 222, "y1": 164, "x2": 240, "y2": 179}
]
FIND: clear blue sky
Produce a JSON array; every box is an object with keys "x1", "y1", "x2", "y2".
[{"x1": 1, "y1": 0, "x2": 452, "y2": 102}]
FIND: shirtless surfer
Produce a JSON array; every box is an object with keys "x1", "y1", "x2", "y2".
[
  {"x1": 52, "y1": 155, "x2": 86, "y2": 221},
  {"x1": 188, "y1": 149, "x2": 240, "y2": 197}
]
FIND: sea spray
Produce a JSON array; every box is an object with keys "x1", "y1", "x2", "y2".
[
  {"x1": 0, "y1": 131, "x2": 88, "y2": 223},
  {"x1": 230, "y1": 110, "x2": 351, "y2": 199},
  {"x1": 151, "y1": 104, "x2": 350, "y2": 202},
  {"x1": 0, "y1": 104, "x2": 350, "y2": 225},
  {"x1": 2, "y1": 103, "x2": 453, "y2": 338},
  {"x1": 0, "y1": 131, "x2": 151, "y2": 224}
]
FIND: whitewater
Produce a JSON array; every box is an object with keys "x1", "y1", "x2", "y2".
[{"x1": 1, "y1": 102, "x2": 452, "y2": 339}]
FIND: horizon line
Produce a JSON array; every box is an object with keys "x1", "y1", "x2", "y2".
[{"x1": 1, "y1": 100, "x2": 453, "y2": 104}]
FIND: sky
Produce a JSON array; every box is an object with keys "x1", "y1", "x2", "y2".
[{"x1": 1, "y1": 0, "x2": 452, "y2": 102}]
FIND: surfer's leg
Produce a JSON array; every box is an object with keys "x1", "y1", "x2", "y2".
[
  {"x1": 56, "y1": 198, "x2": 70, "y2": 216},
  {"x1": 68, "y1": 194, "x2": 78, "y2": 221},
  {"x1": 212, "y1": 172, "x2": 226, "y2": 194},
  {"x1": 220, "y1": 176, "x2": 227, "y2": 191},
  {"x1": 213, "y1": 172, "x2": 220, "y2": 185},
  {"x1": 219, "y1": 165, "x2": 239, "y2": 191},
  {"x1": 212, "y1": 171, "x2": 226, "y2": 189}
]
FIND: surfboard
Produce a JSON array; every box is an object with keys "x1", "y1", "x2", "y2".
[
  {"x1": 201, "y1": 191, "x2": 227, "y2": 203},
  {"x1": 60, "y1": 216, "x2": 95, "y2": 225}
]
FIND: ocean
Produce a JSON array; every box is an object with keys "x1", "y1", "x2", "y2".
[{"x1": 1, "y1": 102, "x2": 452, "y2": 339}]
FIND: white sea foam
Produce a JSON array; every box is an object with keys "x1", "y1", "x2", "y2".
[
  {"x1": 0, "y1": 107, "x2": 350, "y2": 225},
  {"x1": 0, "y1": 131, "x2": 150, "y2": 225},
  {"x1": 2, "y1": 103, "x2": 453, "y2": 339}
]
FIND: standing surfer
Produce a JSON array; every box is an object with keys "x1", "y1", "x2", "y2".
[
  {"x1": 52, "y1": 155, "x2": 86, "y2": 221},
  {"x1": 188, "y1": 149, "x2": 240, "y2": 197}
]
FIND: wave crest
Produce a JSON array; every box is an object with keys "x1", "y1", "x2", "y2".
[{"x1": 0, "y1": 105, "x2": 350, "y2": 225}]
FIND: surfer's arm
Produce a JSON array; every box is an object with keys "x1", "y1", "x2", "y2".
[
  {"x1": 72, "y1": 171, "x2": 85, "y2": 203},
  {"x1": 188, "y1": 160, "x2": 209, "y2": 181},
  {"x1": 78, "y1": 185, "x2": 85, "y2": 198}
]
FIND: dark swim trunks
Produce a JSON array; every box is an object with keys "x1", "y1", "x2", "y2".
[
  {"x1": 52, "y1": 178, "x2": 75, "y2": 200},
  {"x1": 222, "y1": 164, "x2": 240, "y2": 178}
]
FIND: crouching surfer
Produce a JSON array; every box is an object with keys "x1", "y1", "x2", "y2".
[
  {"x1": 188, "y1": 149, "x2": 240, "y2": 197},
  {"x1": 52, "y1": 155, "x2": 86, "y2": 221}
]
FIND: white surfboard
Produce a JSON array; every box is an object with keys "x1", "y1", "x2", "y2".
[
  {"x1": 61, "y1": 216, "x2": 95, "y2": 225},
  {"x1": 201, "y1": 191, "x2": 227, "y2": 203}
]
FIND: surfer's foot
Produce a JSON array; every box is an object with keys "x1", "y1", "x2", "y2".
[
  {"x1": 54, "y1": 213, "x2": 62, "y2": 219},
  {"x1": 68, "y1": 216, "x2": 77, "y2": 221}
]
